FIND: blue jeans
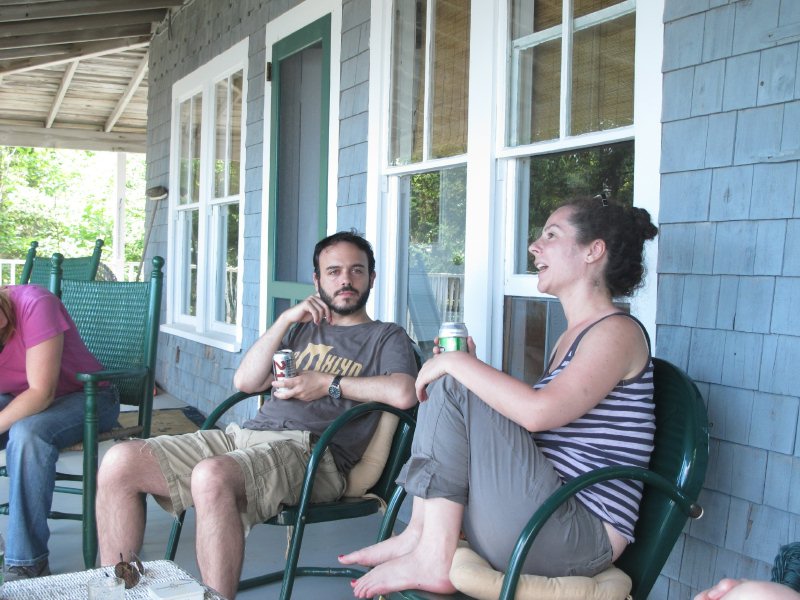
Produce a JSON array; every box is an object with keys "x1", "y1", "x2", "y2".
[{"x1": 0, "y1": 387, "x2": 120, "y2": 566}]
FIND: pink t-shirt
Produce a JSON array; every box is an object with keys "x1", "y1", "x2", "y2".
[{"x1": 0, "y1": 285, "x2": 102, "y2": 397}]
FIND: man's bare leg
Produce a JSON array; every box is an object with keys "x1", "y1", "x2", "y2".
[
  {"x1": 351, "y1": 497, "x2": 462, "y2": 598},
  {"x1": 191, "y1": 456, "x2": 248, "y2": 600},
  {"x1": 97, "y1": 440, "x2": 170, "y2": 565},
  {"x1": 339, "y1": 496, "x2": 425, "y2": 567}
]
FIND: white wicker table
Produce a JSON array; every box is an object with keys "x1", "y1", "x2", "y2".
[{"x1": 0, "y1": 560, "x2": 225, "y2": 599}]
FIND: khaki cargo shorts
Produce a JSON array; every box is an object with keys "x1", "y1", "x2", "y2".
[{"x1": 144, "y1": 424, "x2": 346, "y2": 532}]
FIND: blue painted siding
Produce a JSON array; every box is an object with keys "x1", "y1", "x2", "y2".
[
  {"x1": 658, "y1": 0, "x2": 800, "y2": 594},
  {"x1": 145, "y1": 0, "x2": 372, "y2": 424}
]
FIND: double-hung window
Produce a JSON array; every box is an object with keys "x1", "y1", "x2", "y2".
[
  {"x1": 377, "y1": 0, "x2": 660, "y2": 376},
  {"x1": 165, "y1": 40, "x2": 247, "y2": 351},
  {"x1": 383, "y1": 0, "x2": 471, "y2": 357},
  {"x1": 501, "y1": 0, "x2": 643, "y2": 382}
]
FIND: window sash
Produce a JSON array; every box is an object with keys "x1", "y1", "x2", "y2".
[
  {"x1": 507, "y1": 0, "x2": 635, "y2": 145},
  {"x1": 168, "y1": 41, "x2": 247, "y2": 349}
]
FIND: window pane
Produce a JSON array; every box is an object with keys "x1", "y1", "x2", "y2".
[
  {"x1": 229, "y1": 71, "x2": 243, "y2": 196},
  {"x1": 179, "y1": 209, "x2": 199, "y2": 316},
  {"x1": 502, "y1": 296, "x2": 562, "y2": 382},
  {"x1": 403, "y1": 166, "x2": 466, "y2": 356},
  {"x1": 512, "y1": 39, "x2": 561, "y2": 145},
  {"x1": 179, "y1": 94, "x2": 202, "y2": 205},
  {"x1": 214, "y1": 71, "x2": 244, "y2": 199},
  {"x1": 574, "y1": 0, "x2": 623, "y2": 18},
  {"x1": 389, "y1": 0, "x2": 426, "y2": 165},
  {"x1": 503, "y1": 296, "x2": 627, "y2": 382},
  {"x1": 214, "y1": 79, "x2": 229, "y2": 198},
  {"x1": 571, "y1": 13, "x2": 634, "y2": 135},
  {"x1": 514, "y1": 141, "x2": 634, "y2": 273},
  {"x1": 430, "y1": 0, "x2": 470, "y2": 158},
  {"x1": 214, "y1": 203, "x2": 239, "y2": 324},
  {"x1": 511, "y1": 0, "x2": 562, "y2": 37}
]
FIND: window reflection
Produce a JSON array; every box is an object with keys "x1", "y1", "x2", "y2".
[
  {"x1": 515, "y1": 141, "x2": 634, "y2": 273},
  {"x1": 402, "y1": 167, "x2": 466, "y2": 356}
]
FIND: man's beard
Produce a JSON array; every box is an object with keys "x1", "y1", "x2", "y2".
[{"x1": 318, "y1": 284, "x2": 371, "y2": 316}]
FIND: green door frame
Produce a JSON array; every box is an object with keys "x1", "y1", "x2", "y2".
[{"x1": 266, "y1": 13, "x2": 331, "y2": 325}]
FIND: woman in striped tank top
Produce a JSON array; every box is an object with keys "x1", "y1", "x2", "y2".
[{"x1": 343, "y1": 197, "x2": 659, "y2": 598}]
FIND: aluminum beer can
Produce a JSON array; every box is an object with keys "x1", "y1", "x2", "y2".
[
  {"x1": 438, "y1": 322, "x2": 469, "y2": 352},
  {"x1": 273, "y1": 349, "x2": 296, "y2": 379}
]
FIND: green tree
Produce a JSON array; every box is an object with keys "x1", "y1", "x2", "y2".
[{"x1": 0, "y1": 147, "x2": 146, "y2": 277}]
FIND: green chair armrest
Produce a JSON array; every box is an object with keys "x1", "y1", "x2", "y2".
[
  {"x1": 200, "y1": 390, "x2": 267, "y2": 430},
  {"x1": 75, "y1": 368, "x2": 149, "y2": 384},
  {"x1": 500, "y1": 465, "x2": 703, "y2": 600}
]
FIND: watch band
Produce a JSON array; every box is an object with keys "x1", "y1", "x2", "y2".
[{"x1": 329, "y1": 374, "x2": 343, "y2": 398}]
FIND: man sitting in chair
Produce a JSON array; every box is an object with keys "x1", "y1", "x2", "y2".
[{"x1": 95, "y1": 231, "x2": 418, "y2": 599}]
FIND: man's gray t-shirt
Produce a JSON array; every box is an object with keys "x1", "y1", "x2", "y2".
[{"x1": 242, "y1": 320, "x2": 418, "y2": 473}]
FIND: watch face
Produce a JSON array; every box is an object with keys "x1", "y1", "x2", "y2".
[{"x1": 329, "y1": 377, "x2": 341, "y2": 399}]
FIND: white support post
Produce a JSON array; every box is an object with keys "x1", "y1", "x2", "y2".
[{"x1": 113, "y1": 152, "x2": 126, "y2": 279}]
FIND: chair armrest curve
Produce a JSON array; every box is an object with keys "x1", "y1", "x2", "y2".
[
  {"x1": 499, "y1": 465, "x2": 702, "y2": 600},
  {"x1": 76, "y1": 368, "x2": 149, "y2": 383}
]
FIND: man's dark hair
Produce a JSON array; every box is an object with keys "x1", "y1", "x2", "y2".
[{"x1": 313, "y1": 231, "x2": 375, "y2": 276}]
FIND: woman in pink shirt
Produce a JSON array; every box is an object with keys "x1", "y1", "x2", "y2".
[{"x1": 0, "y1": 285, "x2": 119, "y2": 580}]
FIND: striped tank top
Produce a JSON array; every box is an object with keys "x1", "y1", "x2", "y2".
[{"x1": 532, "y1": 313, "x2": 655, "y2": 542}]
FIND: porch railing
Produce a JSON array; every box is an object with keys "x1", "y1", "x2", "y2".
[{"x1": 0, "y1": 259, "x2": 140, "y2": 285}]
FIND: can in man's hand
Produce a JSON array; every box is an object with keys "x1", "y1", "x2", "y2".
[
  {"x1": 273, "y1": 349, "x2": 297, "y2": 378},
  {"x1": 438, "y1": 322, "x2": 469, "y2": 352}
]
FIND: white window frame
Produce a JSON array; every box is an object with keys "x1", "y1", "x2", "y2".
[
  {"x1": 163, "y1": 39, "x2": 248, "y2": 352},
  {"x1": 496, "y1": 0, "x2": 663, "y2": 352},
  {"x1": 368, "y1": 0, "x2": 662, "y2": 369},
  {"x1": 367, "y1": 0, "x2": 495, "y2": 361}
]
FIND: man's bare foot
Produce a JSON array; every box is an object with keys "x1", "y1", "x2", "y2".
[
  {"x1": 351, "y1": 549, "x2": 456, "y2": 598},
  {"x1": 339, "y1": 526, "x2": 421, "y2": 567}
]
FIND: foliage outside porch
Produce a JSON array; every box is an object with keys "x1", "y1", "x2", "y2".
[{"x1": 0, "y1": 147, "x2": 147, "y2": 285}]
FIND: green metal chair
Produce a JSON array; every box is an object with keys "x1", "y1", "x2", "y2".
[
  {"x1": 0, "y1": 252, "x2": 165, "y2": 568},
  {"x1": 385, "y1": 357, "x2": 710, "y2": 600},
  {"x1": 19, "y1": 238, "x2": 104, "y2": 286},
  {"x1": 164, "y1": 394, "x2": 417, "y2": 599}
]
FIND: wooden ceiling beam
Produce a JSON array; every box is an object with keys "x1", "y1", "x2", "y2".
[
  {"x1": 0, "y1": 37, "x2": 150, "y2": 76},
  {"x1": 0, "y1": 1, "x2": 185, "y2": 23},
  {"x1": 105, "y1": 51, "x2": 148, "y2": 133},
  {"x1": 0, "y1": 123, "x2": 146, "y2": 153},
  {"x1": 46, "y1": 61, "x2": 79, "y2": 129},
  {"x1": 0, "y1": 9, "x2": 166, "y2": 38},
  {"x1": 0, "y1": 24, "x2": 153, "y2": 51}
]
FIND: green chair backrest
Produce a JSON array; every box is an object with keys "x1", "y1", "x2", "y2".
[
  {"x1": 365, "y1": 342, "x2": 423, "y2": 502},
  {"x1": 615, "y1": 357, "x2": 710, "y2": 598},
  {"x1": 58, "y1": 256, "x2": 164, "y2": 409},
  {"x1": 20, "y1": 239, "x2": 104, "y2": 286}
]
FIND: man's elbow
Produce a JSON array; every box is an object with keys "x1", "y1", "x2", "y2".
[
  {"x1": 233, "y1": 372, "x2": 262, "y2": 394},
  {"x1": 394, "y1": 378, "x2": 418, "y2": 409},
  {"x1": 396, "y1": 393, "x2": 418, "y2": 410}
]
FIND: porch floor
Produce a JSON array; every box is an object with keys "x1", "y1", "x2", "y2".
[{"x1": 0, "y1": 391, "x2": 397, "y2": 600}]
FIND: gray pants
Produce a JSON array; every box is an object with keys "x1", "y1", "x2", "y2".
[{"x1": 397, "y1": 375, "x2": 612, "y2": 577}]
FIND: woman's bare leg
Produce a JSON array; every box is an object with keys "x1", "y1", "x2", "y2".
[
  {"x1": 351, "y1": 497, "x2": 462, "y2": 598},
  {"x1": 339, "y1": 496, "x2": 425, "y2": 567}
]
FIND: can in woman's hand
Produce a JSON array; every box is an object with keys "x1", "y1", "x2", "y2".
[{"x1": 438, "y1": 322, "x2": 469, "y2": 352}]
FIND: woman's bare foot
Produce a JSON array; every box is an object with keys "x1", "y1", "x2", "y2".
[
  {"x1": 350, "y1": 548, "x2": 457, "y2": 598},
  {"x1": 339, "y1": 525, "x2": 421, "y2": 567}
]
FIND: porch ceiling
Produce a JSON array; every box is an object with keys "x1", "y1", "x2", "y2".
[{"x1": 0, "y1": 0, "x2": 190, "y2": 154}]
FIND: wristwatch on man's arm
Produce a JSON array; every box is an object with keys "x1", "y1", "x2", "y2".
[{"x1": 328, "y1": 374, "x2": 342, "y2": 399}]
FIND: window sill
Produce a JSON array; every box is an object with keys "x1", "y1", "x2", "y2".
[{"x1": 160, "y1": 323, "x2": 242, "y2": 353}]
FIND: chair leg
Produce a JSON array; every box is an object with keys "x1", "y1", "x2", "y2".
[
  {"x1": 279, "y1": 512, "x2": 310, "y2": 599},
  {"x1": 82, "y1": 382, "x2": 100, "y2": 568},
  {"x1": 378, "y1": 485, "x2": 407, "y2": 543},
  {"x1": 165, "y1": 512, "x2": 187, "y2": 561}
]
